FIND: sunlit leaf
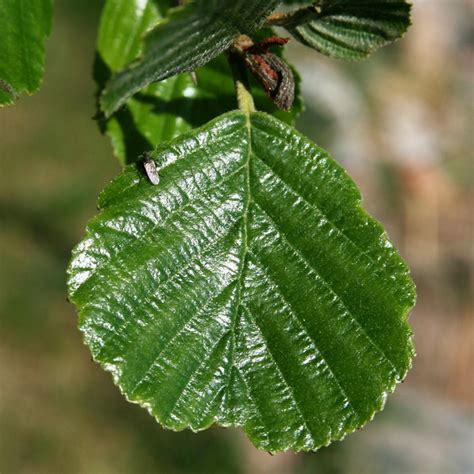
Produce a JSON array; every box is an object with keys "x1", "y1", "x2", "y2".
[{"x1": 68, "y1": 111, "x2": 415, "y2": 452}]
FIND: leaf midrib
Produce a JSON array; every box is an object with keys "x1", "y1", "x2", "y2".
[{"x1": 225, "y1": 112, "x2": 252, "y2": 414}]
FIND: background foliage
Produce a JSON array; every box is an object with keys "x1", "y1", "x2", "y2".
[{"x1": 0, "y1": 1, "x2": 472, "y2": 472}]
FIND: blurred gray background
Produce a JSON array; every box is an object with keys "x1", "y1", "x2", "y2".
[{"x1": 0, "y1": 1, "x2": 472, "y2": 473}]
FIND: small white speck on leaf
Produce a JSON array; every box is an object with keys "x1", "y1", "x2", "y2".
[{"x1": 143, "y1": 155, "x2": 160, "y2": 185}]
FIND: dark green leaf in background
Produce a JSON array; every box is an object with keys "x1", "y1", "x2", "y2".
[
  {"x1": 0, "y1": 0, "x2": 53, "y2": 106},
  {"x1": 97, "y1": 1, "x2": 302, "y2": 165},
  {"x1": 100, "y1": 0, "x2": 281, "y2": 117},
  {"x1": 283, "y1": 0, "x2": 412, "y2": 60},
  {"x1": 68, "y1": 110, "x2": 415, "y2": 452}
]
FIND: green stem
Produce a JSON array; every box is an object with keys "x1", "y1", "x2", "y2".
[{"x1": 228, "y1": 53, "x2": 255, "y2": 115}]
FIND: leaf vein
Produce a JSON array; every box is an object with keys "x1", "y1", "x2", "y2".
[
  {"x1": 251, "y1": 138, "x2": 380, "y2": 271},
  {"x1": 76, "y1": 163, "x2": 246, "y2": 294},
  {"x1": 129, "y1": 281, "x2": 237, "y2": 398},
  {"x1": 165, "y1": 331, "x2": 232, "y2": 423},
  {"x1": 242, "y1": 304, "x2": 316, "y2": 444},
  {"x1": 247, "y1": 251, "x2": 359, "y2": 423},
  {"x1": 94, "y1": 215, "x2": 242, "y2": 359},
  {"x1": 253, "y1": 200, "x2": 399, "y2": 375}
]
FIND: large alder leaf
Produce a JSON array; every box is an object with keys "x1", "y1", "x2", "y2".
[
  {"x1": 100, "y1": 0, "x2": 281, "y2": 117},
  {"x1": 97, "y1": 1, "x2": 302, "y2": 165},
  {"x1": 283, "y1": 0, "x2": 412, "y2": 60},
  {"x1": 0, "y1": 0, "x2": 53, "y2": 106},
  {"x1": 68, "y1": 111, "x2": 415, "y2": 451}
]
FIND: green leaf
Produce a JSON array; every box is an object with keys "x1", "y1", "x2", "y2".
[
  {"x1": 97, "y1": 2, "x2": 302, "y2": 165},
  {"x1": 100, "y1": 0, "x2": 281, "y2": 117},
  {"x1": 0, "y1": 0, "x2": 53, "y2": 106},
  {"x1": 102, "y1": 56, "x2": 303, "y2": 165},
  {"x1": 68, "y1": 111, "x2": 415, "y2": 452},
  {"x1": 283, "y1": 0, "x2": 412, "y2": 60},
  {"x1": 95, "y1": 0, "x2": 181, "y2": 164},
  {"x1": 97, "y1": 0, "x2": 172, "y2": 72}
]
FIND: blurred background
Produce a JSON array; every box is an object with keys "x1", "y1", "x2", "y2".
[{"x1": 0, "y1": 1, "x2": 472, "y2": 473}]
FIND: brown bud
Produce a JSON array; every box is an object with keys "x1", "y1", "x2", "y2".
[
  {"x1": 243, "y1": 51, "x2": 295, "y2": 112},
  {"x1": 241, "y1": 36, "x2": 295, "y2": 112}
]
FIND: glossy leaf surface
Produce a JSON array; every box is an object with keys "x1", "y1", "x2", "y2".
[
  {"x1": 100, "y1": 0, "x2": 281, "y2": 116},
  {"x1": 97, "y1": 1, "x2": 302, "y2": 165},
  {"x1": 68, "y1": 111, "x2": 415, "y2": 451},
  {"x1": 284, "y1": 0, "x2": 412, "y2": 60},
  {"x1": 0, "y1": 0, "x2": 53, "y2": 106}
]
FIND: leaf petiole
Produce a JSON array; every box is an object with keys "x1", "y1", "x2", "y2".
[{"x1": 228, "y1": 51, "x2": 255, "y2": 115}]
